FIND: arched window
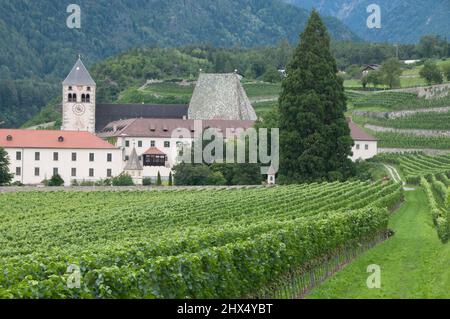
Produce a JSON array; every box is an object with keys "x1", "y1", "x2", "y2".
[
  {"x1": 81, "y1": 94, "x2": 86, "y2": 103},
  {"x1": 86, "y1": 94, "x2": 90, "y2": 103},
  {"x1": 73, "y1": 94, "x2": 77, "y2": 102},
  {"x1": 68, "y1": 93, "x2": 73, "y2": 102}
]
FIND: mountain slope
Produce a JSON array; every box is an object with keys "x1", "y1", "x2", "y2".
[
  {"x1": 284, "y1": 0, "x2": 450, "y2": 43},
  {"x1": 0, "y1": 0, "x2": 357, "y2": 80}
]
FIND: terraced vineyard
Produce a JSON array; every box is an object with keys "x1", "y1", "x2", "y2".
[
  {"x1": 354, "y1": 111, "x2": 450, "y2": 130},
  {"x1": 367, "y1": 131, "x2": 450, "y2": 149},
  {"x1": 398, "y1": 154, "x2": 450, "y2": 179},
  {"x1": 0, "y1": 182, "x2": 402, "y2": 298},
  {"x1": 374, "y1": 153, "x2": 450, "y2": 182},
  {"x1": 348, "y1": 92, "x2": 450, "y2": 111}
]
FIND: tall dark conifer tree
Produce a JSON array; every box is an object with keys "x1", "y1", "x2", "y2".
[{"x1": 279, "y1": 11, "x2": 354, "y2": 183}]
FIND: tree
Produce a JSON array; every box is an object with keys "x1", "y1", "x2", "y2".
[
  {"x1": 0, "y1": 148, "x2": 13, "y2": 185},
  {"x1": 380, "y1": 58, "x2": 402, "y2": 89},
  {"x1": 172, "y1": 163, "x2": 226, "y2": 186},
  {"x1": 168, "y1": 172, "x2": 173, "y2": 186},
  {"x1": 442, "y1": 63, "x2": 450, "y2": 81},
  {"x1": 262, "y1": 66, "x2": 281, "y2": 83},
  {"x1": 278, "y1": 11, "x2": 354, "y2": 183},
  {"x1": 112, "y1": 173, "x2": 134, "y2": 186},
  {"x1": 156, "y1": 171, "x2": 162, "y2": 186},
  {"x1": 420, "y1": 60, "x2": 443, "y2": 85},
  {"x1": 48, "y1": 174, "x2": 64, "y2": 187},
  {"x1": 361, "y1": 75, "x2": 368, "y2": 89},
  {"x1": 367, "y1": 71, "x2": 383, "y2": 88}
]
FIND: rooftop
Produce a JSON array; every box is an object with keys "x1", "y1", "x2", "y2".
[
  {"x1": 97, "y1": 118, "x2": 256, "y2": 139},
  {"x1": 63, "y1": 58, "x2": 96, "y2": 86},
  {"x1": 348, "y1": 120, "x2": 377, "y2": 141},
  {"x1": 0, "y1": 129, "x2": 117, "y2": 149},
  {"x1": 95, "y1": 104, "x2": 188, "y2": 132},
  {"x1": 188, "y1": 73, "x2": 257, "y2": 121}
]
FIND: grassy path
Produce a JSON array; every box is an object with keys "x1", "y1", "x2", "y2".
[{"x1": 307, "y1": 189, "x2": 450, "y2": 298}]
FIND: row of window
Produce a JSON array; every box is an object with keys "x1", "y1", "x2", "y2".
[
  {"x1": 67, "y1": 93, "x2": 91, "y2": 103},
  {"x1": 15, "y1": 152, "x2": 113, "y2": 162},
  {"x1": 15, "y1": 167, "x2": 113, "y2": 178},
  {"x1": 355, "y1": 144, "x2": 370, "y2": 151},
  {"x1": 68, "y1": 86, "x2": 91, "y2": 92},
  {"x1": 125, "y1": 140, "x2": 171, "y2": 148}
]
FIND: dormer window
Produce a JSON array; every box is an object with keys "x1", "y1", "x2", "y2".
[
  {"x1": 58, "y1": 136, "x2": 64, "y2": 142},
  {"x1": 6, "y1": 135, "x2": 12, "y2": 141}
]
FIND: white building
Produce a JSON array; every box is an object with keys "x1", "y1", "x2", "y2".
[
  {"x1": 97, "y1": 118, "x2": 255, "y2": 180},
  {"x1": 1, "y1": 57, "x2": 378, "y2": 186},
  {"x1": 0, "y1": 129, "x2": 122, "y2": 186},
  {"x1": 348, "y1": 120, "x2": 378, "y2": 161}
]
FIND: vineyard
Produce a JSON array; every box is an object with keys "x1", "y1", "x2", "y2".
[
  {"x1": 0, "y1": 182, "x2": 402, "y2": 298},
  {"x1": 354, "y1": 111, "x2": 450, "y2": 130},
  {"x1": 367, "y1": 130, "x2": 450, "y2": 149},
  {"x1": 347, "y1": 91, "x2": 450, "y2": 111},
  {"x1": 421, "y1": 176, "x2": 450, "y2": 242},
  {"x1": 373, "y1": 153, "x2": 450, "y2": 182}
]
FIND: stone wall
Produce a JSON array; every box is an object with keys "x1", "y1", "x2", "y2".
[
  {"x1": 388, "y1": 83, "x2": 450, "y2": 99},
  {"x1": 364, "y1": 124, "x2": 450, "y2": 137},
  {"x1": 353, "y1": 106, "x2": 450, "y2": 120},
  {"x1": 378, "y1": 148, "x2": 450, "y2": 156}
]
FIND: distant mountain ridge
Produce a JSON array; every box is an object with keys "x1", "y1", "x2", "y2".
[
  {"x1": 0, "y1": 0, "x2": 358, "y2": 80},
  {"x1": 284, "y1": 0, "x2": 450, "y2": 43}
]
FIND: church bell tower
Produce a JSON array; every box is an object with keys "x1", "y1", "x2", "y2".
[{"x1": 61, "y1": 56, "x2": 96, "y2": 133}]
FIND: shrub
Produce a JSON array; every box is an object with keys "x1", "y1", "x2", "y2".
[
  {"x1": 112, "y1": 173, "x2": 134, "y2": 186},
  {"x1": 442, "y1": 63, "x2": 450, "y2": 81},
  {"x1": 80, "y1": 180, "x2": 95, "y2": 187},
  {"x1": 168, "y1": 172, "x2": 173, "y2": 186},
  {"x1": 48, "y1": 174, "x2": 64, "y2": 187},
  {"x1": 156, "y1": 172, "x2": 162, "y2": 186},
  {"x1": 71, "y1": 180, "x2": 79, "y2": 186},
  {"x1": 95, "y1": 179, "x2": 112, "y2": 186},
  {"x1": 0, "y1": 147, "x2": 13, "y2": 186},
  {"x1": 143, "y1": 177, "x2": 152, "y2": 186}
]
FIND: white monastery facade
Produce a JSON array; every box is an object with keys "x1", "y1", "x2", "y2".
[
  {"x1": 0, "y1": 57, "x2": 377, "y2": 186},
  {"x1": 0, "y1": 129, "x2": 122, "y2": 186}
]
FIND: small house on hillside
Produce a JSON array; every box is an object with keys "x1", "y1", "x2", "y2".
[
  {"x1": 348, "y1": 119, "x2": 378, "y2": 162},
  {"x1": 362, "y1": 64, "x2": 380, "y2": 77}
]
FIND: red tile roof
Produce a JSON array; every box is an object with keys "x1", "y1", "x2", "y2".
[
  {"x1": 0, "y1": 129, "x2": 118, "y2": 149},
  {"x1": 348, "y1": 121, "x2": 377, "y2": 141},
  {"x1": 143, "y1": 147, "x2": 166, "y2": 155}
]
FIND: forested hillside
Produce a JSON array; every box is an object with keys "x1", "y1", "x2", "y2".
[
  {"x1": 0, "y1": 0, "x2": 357, "y2": 80},
  {"x1": 0, "y1": 0, "x2": 359, "y2": 128},
  {"x1": 285, "y1": 0, "x2": 450, "y2": 44}
]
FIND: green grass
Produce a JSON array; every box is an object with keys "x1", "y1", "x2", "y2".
[
  {"x1": 242, "y1": 82, "x2": 281, "y2": 99},
  {"x1": 307, "y1": 189, "x2": 450, "y2": 299},
  {"x1": 345, "y1": 60, "x2": 450, "y2": 89},
  {"x1": 116, "y1": 81, "x2": 282, "y2": 105}
]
